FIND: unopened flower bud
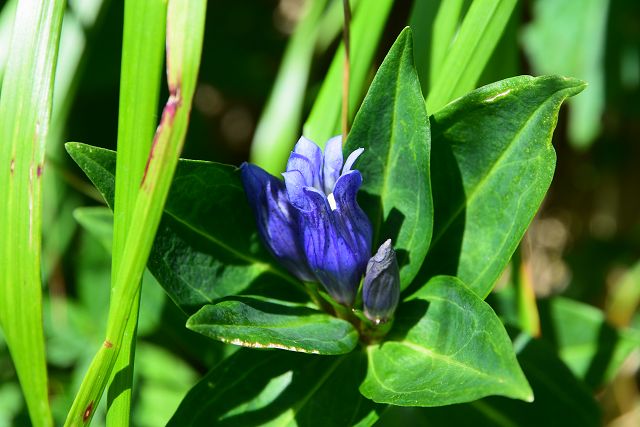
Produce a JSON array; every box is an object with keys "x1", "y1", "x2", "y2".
[{"x1": 362, "y1": 239, "x2": 400, "y2": 323}]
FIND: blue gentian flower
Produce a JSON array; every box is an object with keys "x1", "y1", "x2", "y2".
[
  {"x1": 362, "y1": 239, "x2": 400, "y2": 323},
  {"x1": 241, "y1": 136, "x2": 372, "y2": 306}
]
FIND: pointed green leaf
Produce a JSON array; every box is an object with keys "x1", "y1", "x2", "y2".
[
  {"x1": 187, "y1": 297, "x2": 358, "y2": 355},
  {"x1": 346, "y1": 28, "x2": 432, "y2": 289},
  {"x1": 381, "y1": 335, "x2": 601, "y2": 427},
  {"x1": 360, "y1": 276, "x2": 532, "y2": 406},
  {"x1": 65, "y1": 143, "x2": 301, "y2": 314},
  {"x1": 415, "y1": 75, "x2": 586, "y2": 298},
  {"x1": 168, "y1": 349, "x2": 380, "y2": 426}
]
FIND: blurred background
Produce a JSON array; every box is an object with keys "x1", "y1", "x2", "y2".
[{"x1": 0, "y1": 0, "x2": 638, "y2": 425}]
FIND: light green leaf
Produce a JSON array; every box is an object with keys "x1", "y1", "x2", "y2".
[
  {"x1": 107, "y1": 1, "x2": 167, "y2": 421},
  {"x1": 426, "y1": 0, "x2": 517, "y2": 113},
  {"x1": 522, "y1": 0, "x2": 608, "y2": 148},
  {"x1": 0, "y1": 0, "x2": 65, "y2": 425},
  {"x1": 416, "y1": 75, "x2": 586, "y2": 298},
  {"x1": 540, "y1": 297, "x2": 640, "y2": 388},
  {"x1": 168, "y1": 349, "x2": 380, "y2": 426},
  {"x1": 188, "y1": 297, "x2": 359, "y2": 355},
  {"x1": 360, "y1": 276, "x2": 532, "y2": 406},
  {"x1": 346, "y1": 27, "x2": 432, "y2": 289},
  {"x1": 65, "y1": 1, "x2": 207, "y2": 424}
]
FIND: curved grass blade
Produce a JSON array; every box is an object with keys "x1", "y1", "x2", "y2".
[{"x1": 0, "y1": 0, "x2": 65, "y2": 425}]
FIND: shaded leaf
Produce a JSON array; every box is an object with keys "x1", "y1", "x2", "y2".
[
  {"x1": 168, "y1": 349, "x2": 380, "y2": 426},
  {"x1": 66, "y1": 143, "x2": 302, "y2": 314},
  {"x1": 187, "y1": 297, "x2": 359, "y2": 355},
  {"x1": 346, "y1": 27, "x2": 432, "y2": 289},
  {"x1": 415, "y1": 75, "x2": 585, "y2": 298},
  {"x1": 360, "y1": 276, "x2": 532, "y2": 406}
]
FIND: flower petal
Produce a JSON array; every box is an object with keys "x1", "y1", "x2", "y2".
[
  {"x1": 342, "y1": 147, "x2": 364, "y2": 173},
  {"x1": 298, "y1": 187, "x2": 362, "y2": 306},
  {"x1": 363, "y1": 239, "x2": 400, "y2": 323},
  {"x1": 293, "y1": 136, "x2": 323, "y2": 190},
  {"x1": 282, "y1": 170, "x2": 310, "y2": 211},
  {"x1": 240, "y1": 163, "x2": 314, "y2": 281},
  {"x1": 333, "y1": 170, "x2": 372, "y2": 270},
  {"x1": 323, "y1": 135, "x2": 343, "y2": 194}
]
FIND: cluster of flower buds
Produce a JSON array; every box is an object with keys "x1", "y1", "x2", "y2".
[{"x1": 241, "y1": 136, "x2": 399, "y2": 323}]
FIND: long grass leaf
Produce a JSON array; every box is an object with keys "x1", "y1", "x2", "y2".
[
  {"x1": 249, "y1": 0, "x2": 328, "y2": 174},
  {"x1": 106, "y1": 0, "x2": 167, "y2": 424},
  {"x1": 303, "y1": 0, "x2": 393, "y2": 147},
  {"x1": 0, "y1": 0, "x2": 65, "y2": 425},
  {"x1": 426, "y1": 0, "x2": 516, "y2": 112},
  {"x1": 64, "y1": 1, "x2": 206, "y2": 425}
]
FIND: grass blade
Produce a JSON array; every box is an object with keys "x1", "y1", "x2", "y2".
[
  {"x1": 249, "y1": 0, "x2": 328, "y2": 174},
  {"x1": 429, "y1": 0, "x2": 464, "y2": 89},
  {"x1": 0, "y1": 0, "x2": 65, "y2": 425},
  {"x1": 303, "y1": 0, "x2": 393, "y2": 147},
  {"x1": 106, "y1": 0, "x2": 167, "y2": 424},
  {"x1": 426, "y1": 0, "x2": 516, "y2": 112},
  {"x1": 64, "y1": 0, "x2": 206, "y2": 425}
]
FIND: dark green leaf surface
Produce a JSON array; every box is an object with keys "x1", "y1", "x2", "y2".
[
  {"x1": 360, "y1": 276, "x2": 532, "y2": 406},
  {"x1": 168, "y1": 349, "x2": 380, "y2": 426},
  {"x1": 346, "y1": 28, "x2": 432, "y2": 289},
  {"x1": 66, "y1": 143, "x2": 300, "y2": 314},
  {"x1": 416, "y1": 75, "x2": 585, "y2": 298},
  {"x1": 187, "y1": 297, "x2": 358, "y2": 355}
]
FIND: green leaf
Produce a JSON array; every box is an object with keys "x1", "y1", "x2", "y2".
[
  {"x1": 0, "y1": 0, "x2": 65, "y2": 425},
  {"x1": 360, "y1": 276, "x2": 532, "y2": 406},
  {"x1": 429, "y1": 0, "x2": 464, "y2": 89},
  {"x1": 346, "y1": 28, "x2": 432, "y2": 289},
  {"x1": 415, "y1": 75, "x2": 586, "y2": 298},
  {"x1": 522, "y1": 0, "x2": 608, "y2": 148},
  {"x1": 539, "y1": 297, "x2": 640, "y2": 388},
  {"x1": 65, "y1": 1, "x2": 208, "y2": 424},
  {"x1": 187, "y1": 297, "x2": 358, "y2": 355},
  {"x1": 168, "y1": 349, "x2": 380, "y2": 426},
  {"x1": 379, "y1": 334, "x2": 601, "y2": 427},
  {"x1": 426, "y1": 0, "x2": 517, "y2": 112},
  {"x1": 66, "y1": 143, "x2": 301, "y2": 314},
  {"x1": 108, "y1": 0, "x2": 167, "y2": 423}
]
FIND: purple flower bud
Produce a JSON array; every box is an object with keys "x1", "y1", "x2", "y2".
[
  {"x1": 363, "y1": 239, "x2": 400, "y2": 323},
  {"x1": 241, "y1": 136, "x2": 372, "y2": 306}
]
